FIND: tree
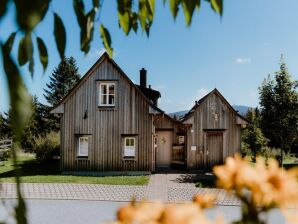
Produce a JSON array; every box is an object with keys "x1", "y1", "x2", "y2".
[
  {"x1": 0, "y1": 112, "x2": 6, "y2": 139},
  {"x1": 259, "y1": 55, "x2": 298, "y2": 165},
  {"x1": 43, "y1": 57, "x2": 80, "y2": 131},
  {"x1": 242, "y1": 108, "x2": 268, "y2": 162},
  {"x1": 44, "y1": 57, "x2": 80, "y2": 107}
]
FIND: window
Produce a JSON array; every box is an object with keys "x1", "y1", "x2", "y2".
[
  {"x1": 99, "y1": 82, "x2": 115, "y2": 106},
  {"x1": 124, "y1": 137, "x2": 136, "y2": 158},
  {"x1": 78, "y1": 136, "x2": 89, "y2": 157}
]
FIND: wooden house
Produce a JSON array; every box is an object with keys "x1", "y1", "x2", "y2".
[
  {"x1": 51, "y1": 53, "x2": 247, "y2": 174},
  {"x1": 182, "y1": 89, "x2": 248, "y2": 170}
]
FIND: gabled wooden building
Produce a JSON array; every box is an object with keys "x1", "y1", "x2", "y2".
[
  {"x1": 51, "y1": 53, "x2": 247, "y2": 173},
  {"x1": 182, "y1": 89, "x2": 248, "y2": 170}
]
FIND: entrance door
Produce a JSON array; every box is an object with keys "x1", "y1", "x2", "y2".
[
  {"x1": 156, "y1": 131, "x2": 173, "y2": 167},
  {"x1": 206, "y1": 132, "x2": 223, "y2": 170}
]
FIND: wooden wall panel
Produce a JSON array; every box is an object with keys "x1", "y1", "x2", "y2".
[
  {"x1": 186, "y1": 92, "x2": 242, "y2": 170},
  {"x1": 60, "y1": 59, "x2": 154, "y2": 172}
]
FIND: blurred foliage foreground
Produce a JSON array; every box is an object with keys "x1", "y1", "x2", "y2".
[{"x1": 110, "y1": 155, "x2": 298, "y2": 224}]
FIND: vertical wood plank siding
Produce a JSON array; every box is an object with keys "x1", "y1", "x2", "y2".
[
  {"x1": 61, "y1": 59, "x2": 154, "y2": 172},
  {"x1": 186, "y1": 92, "x2": 242, "y2": 170}
]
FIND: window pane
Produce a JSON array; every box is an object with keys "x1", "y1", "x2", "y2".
[
  {"x1": 130, "y1": 138, "x2": 135, "y2": 146},
  {"x1": 79, "y1": 137, "x2": 88, "y2": 156},
  {"x1": 109, "y1": 95, "x2": 114, "y2": 105},
  {"x1": 101, "y1": 95, "x2": 107, "y2": 104},
  {"x1": 101, "y1": 84, "x2": 107, "y2": 94},
  {"x1": 126, "y1": 138, "x2": 130, "y2": 146},
  {"x1": 109, "y1": 84, "x2": 115, "y2": 94}
]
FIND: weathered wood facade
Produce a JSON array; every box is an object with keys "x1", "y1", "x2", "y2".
[
  {"x1": 51, "y1": 53, "x2": 165, "y2": 173},
  {"x1": 182, "y1": 89, "x2": 248, "y2": 170},
  {"x1": 51, "y1": 53, "x2": 247, "y2": 173}
]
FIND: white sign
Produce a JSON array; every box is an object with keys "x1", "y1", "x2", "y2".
[
  {"x1": 191, "y1": 145, "x2": 197, "y2": 151},
  {"x1": 124, "y1": 148, "x2": 135, "y2": 157}
]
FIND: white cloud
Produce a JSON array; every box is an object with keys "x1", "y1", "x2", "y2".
[
  {"x1": 155, "y1": 85, "x2": 166, "y2": 91},
  {"x1": 236, "y1": 57, "x2": 251, "y2": 64},
  {"x1": 87, "y1": 48, "x2": 106, "y2": 59},
  {"x1": 195, "y1": 88, "x2": 210, "y2": 100}
]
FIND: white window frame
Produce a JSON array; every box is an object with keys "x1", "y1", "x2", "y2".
[
  {"x1": 78, "y1": 136, "x2": 89, "y2": 157},
  {"x1": 123, "y1": 137, "x2": 136, "y2": 158},
  {"x1": 99, "y1": 82, "x2": 116, "y2": 106}
]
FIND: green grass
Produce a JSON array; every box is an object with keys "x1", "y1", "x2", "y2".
[{"x1": 0, "y1": 153, "x2": 149, "y2": 185}]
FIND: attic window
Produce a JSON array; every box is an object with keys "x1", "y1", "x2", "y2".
[{"x1": 99, "y1": 82, "x2": 115, "y2": 106}]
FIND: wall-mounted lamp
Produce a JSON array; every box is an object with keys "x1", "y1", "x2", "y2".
[{"x1": 83, "y1": 110, "x2": 88, "y2": 119}]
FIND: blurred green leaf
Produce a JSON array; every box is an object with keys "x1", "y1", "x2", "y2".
[
  {"x1": 1, "y1": 43, "x2": 31, "y2": 224},
  {"x1": 0, "y1": 0, "x2": 9, "y2": 18},
  {"x1": 181, "y1": 0, "x2": 196, "y2": 26},
  {"x1": 169, "y1": 0, "x2": 181, "y2": 19},
  {"x1": 100, "y1": 24, "x2": 113, "y2": 57},
  {"x1": 54, "y1": 13, "x2": 66, "y2": 60},
  {"x1": 81, "y1": 9, "x2": 95, "y2": 54},
  {"x1": 1, "y1": 44, "x2": 32, "y2": 139},
  {"x1": 73, "y1": 0, "x2": 86, "y2": 28},
  {"x1": 138, "y1": 0, "x2": 154, "y2": 36},
  {"x1": 148, "y1": 0, "x2": 155, "y2": 16},
  {"x1": 14, "y1": 0, "x2": 49, "y2": 31},
  {"x1": 92, "y1": 0, "x2": 100, "y2": 8},
  {"x1": 37, "y1": 37, "x2": 48, "y2": 72},
  {"x1": 210, "y1": 0, "x2": 223, "y2": 15},
  {"x1": 4, "y1": 32, "x2": 17, "y2": 53},
  {"x1": 131, "y1": 12, "x2": 138, "y2": 33},
  {"x1": 17, "y1": 33, "x2": 33, "y2": 67},
  {"x1": 117, "y1": 0, "x2": 132, "y2": 35}
]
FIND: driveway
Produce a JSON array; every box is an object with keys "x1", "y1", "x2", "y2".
[{"x1": 0, "y1": 199, "x2": 289, "y2": 224}]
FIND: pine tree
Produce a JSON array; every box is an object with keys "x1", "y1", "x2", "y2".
[
  {"x1": 43, "y1": 57, "x2": 80, "y2": 132},
  {"x1": 259, "y1": 55, "x2": 298, "y2": 164},
  {"x1": 0, "y1": 112, "x2": 5, "y2": 139},
  {"x1": 20, "y1": 96, "x2": 38, "y2": 151},
  {"x1": 242, "y1": 108, "x2": 268, "y2": 162},
  {"x1": 44, "y1": 57, "x2": 80, "y2": 106}
]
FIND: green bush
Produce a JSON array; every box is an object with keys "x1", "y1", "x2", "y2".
[
  {"x1": 33, "y1": 132, "x2": 60, "y2": 163},
  {"x1": 258, "y1": 147, "x2": 281, "y2": 161},
  {"x1": 0, "y1": 148, "x2": 10, "y2": 162}
]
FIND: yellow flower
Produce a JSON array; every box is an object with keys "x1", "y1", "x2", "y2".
[
  {"x1": 117, "y1": 201, "x2": 164, "y2": 224},
  {"x1": 193, "y1": 194, "x2": 216, "y2": 209},
  {"x1": 214, "y1": 155, "x2": 298, "y2": 209}
]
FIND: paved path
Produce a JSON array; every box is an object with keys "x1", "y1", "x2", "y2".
[
  {"x1": 146, "y1": 173, "x2": 240, "y2": 205},
  {"x1": 0, "y1": 173, "x2": 240, "y2": 205}
]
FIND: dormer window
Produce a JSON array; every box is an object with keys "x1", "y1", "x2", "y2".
[{"x1": 99, "y1": 82, "x2": 115, "y2": 106}]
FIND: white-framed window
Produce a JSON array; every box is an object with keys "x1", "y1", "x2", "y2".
[
  {"x1": 78, "y1": 136, "x2": 89, "y2": 157},
  {"x1": 99, "y1": 82, "x2": 115, "y2": 106},
  {"x1": 124, "y1": 137, "x2": 136, "y2": 158}
]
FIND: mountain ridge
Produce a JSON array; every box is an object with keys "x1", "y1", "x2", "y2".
[{"x1": 168, "y1": 105, "x2": 252, "y2": 119}]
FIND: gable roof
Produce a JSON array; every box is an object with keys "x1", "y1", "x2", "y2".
[
  {"x1": 50, "y1": 52, "x2": 164, "y2": 114},
  {"x1": 182, "y1": 88, "x2": 249, "y2": 123}
]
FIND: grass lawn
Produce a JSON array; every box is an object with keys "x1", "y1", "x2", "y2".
[{"x1": 0, "y1": 153, "x2": 149, "y2": 185}]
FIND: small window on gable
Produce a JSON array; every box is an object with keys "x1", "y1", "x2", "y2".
[
  {"x1": 99, "y1": 82, "x2": 115, "y2": 106},
  {"x1": 124, "y1": 137, "x2": 136, "y2": 158},
  {"x1": 78, "y1": 136, "x2": 89, "y2": 157}
]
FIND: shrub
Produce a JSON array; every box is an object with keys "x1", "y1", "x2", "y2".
[
  {"x1": 0, "y1": 148, "x2": 10, "y2": 162},
  {"x1": 258, "y1": 147, "x2": 281, "y2": 161},
  {"x1": 33, "y1": 132, "x2": 60, "y2": 163}
]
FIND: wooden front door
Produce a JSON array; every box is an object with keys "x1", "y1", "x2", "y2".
[
  {"x1": 156, "y1": 131, "x2": 173, "y2": 167},
  {"x1": 206, "y1": 132, "x2": 223, "y2": 170}
]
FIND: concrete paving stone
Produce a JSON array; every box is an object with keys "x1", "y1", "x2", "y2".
[{"x1": 1, "y1": 174, "x2": 240, "y2": 205}]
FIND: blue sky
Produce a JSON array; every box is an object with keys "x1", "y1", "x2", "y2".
[{"x1": 1, "y1": 0, "x2": 298, "y2": 113}]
